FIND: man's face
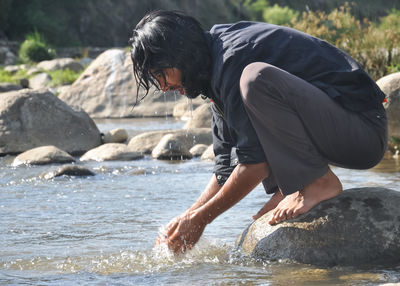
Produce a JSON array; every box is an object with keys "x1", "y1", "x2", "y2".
[{"x1": 152, "y1": 68, "x2": 185, "y2": 95}]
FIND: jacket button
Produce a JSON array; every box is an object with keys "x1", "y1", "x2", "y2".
[{"x1": 217, "y1": 175, "x2": 222, "y2": 180}]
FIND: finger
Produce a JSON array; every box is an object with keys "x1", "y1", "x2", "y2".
[
  {"x1": 155, "y1": 233, "x2": 168, "y2": 246},
  {"x1": 166, "y1": 222, "x2": 179, "y2": 236},
  {"x1": 268, "y1": 215, "x2": 277, "y2": 225},
  {"x1": 170, "y1": 238, "x2": 185, "y2": 254},
  {"x1": 292, "y1": 208, "x2": 302, "y2": 218},
  {"x1": 286, "y1": 208, "x2": 294, "y2": 219},
  {"x1": 275, "y1": 209, "x2": 285, "y2": 222}
]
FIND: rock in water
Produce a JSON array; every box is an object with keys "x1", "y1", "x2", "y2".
[
  {"x1": 236, "y1": 187, "x2": 400, "y2": 266},
  {"x1": 80, "y1": 143, "x2": 143, "y2": 161},
  {"x1": 151, "y1": 133, "x2": 193, "y2": 160},
  {"x1": 0, "y1": 89, "x2": 101, "y2": 155},
  {"x1": 12, "y1": 145, "x2": 75, "y2": 166},
  {"x1": 102, "y1": 128, "x2": 128, "y2": 143},
  {"x1": 377, "y1": 72, "x2": 400, "y2": 139},
  {"x1": 41, "y1": 164, "x2": 95, "y2": 179}
]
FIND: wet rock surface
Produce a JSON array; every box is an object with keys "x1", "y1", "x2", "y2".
[
  {"x1": 152, "y1": 133, "x2": 193, "y2": 160},
  {"x1": 236, "y1": 187, "x2": 400, "y2": 266},
  {"x1": 42, "y1": 164, "x2": 95, "y2": 179},
  {"x1": 12, "y1": 145, "x2": 75, "y2": 166},
  {"x1": 128, "y1": 128, "x2": 212, "y2": 155}
]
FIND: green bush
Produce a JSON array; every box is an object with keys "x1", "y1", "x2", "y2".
[
  {"x1": 47, "y1": 68, "x2": 82, "y2": 87},
  {"x1": 262, "y1": 4, "x2": 299, "y2": 26},
  {"x1": 291, "y1": 4, "x2": 400, "y2": 80},
  {"x1": 243, "y1": 0, "x2": 269, "y2": 21},
  {"x1": 0, "y1": 69, "x2": 16, "y2": 84},
  {"x1": 378, "y1": 9, "x2": 400, "y2": 69},
  {"x1": 0, "y1": 68, "x2": 28, "y2": 84},
  {"x1": 18, "y1": 30, "x2": 55, "y2": 63}
]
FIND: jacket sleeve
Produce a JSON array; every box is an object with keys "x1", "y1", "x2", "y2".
[{"x1": 211, "y1": 103, "x2": 235, "y2": 186}]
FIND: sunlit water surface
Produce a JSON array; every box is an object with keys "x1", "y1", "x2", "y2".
[{"x1": 1, "y1": 118, "x2": 400, "y2": 286}]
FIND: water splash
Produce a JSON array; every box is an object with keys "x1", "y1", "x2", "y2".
[{"x1": 1, "y1": 238, "x2": 238, "y2": 275}]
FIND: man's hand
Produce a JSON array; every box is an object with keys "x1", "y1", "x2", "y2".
[
  {"x1": 154, "y1": 163, "x2": 269, "y2": 254},
  {"x1": 155, "y1": 211, "x2": 206, "y2": 253},
  {"x1": 155, "y1": 214, "x2": 183, "y2": 246}
]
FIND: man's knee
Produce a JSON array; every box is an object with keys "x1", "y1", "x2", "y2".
[{"x1": 240, "y1": 62, "x2": 277, "y2": 104}]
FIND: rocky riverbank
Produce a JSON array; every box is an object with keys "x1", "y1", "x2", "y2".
[{"x1": 1, "y1": 49, "x2": 400, "y2": 267}]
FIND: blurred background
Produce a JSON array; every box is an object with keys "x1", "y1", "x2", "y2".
[{"x1": 0, "y1": 0, "x2": 399, "y2": 79}]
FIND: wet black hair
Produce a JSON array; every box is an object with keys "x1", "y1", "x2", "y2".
[{"x1": 129, "y1": 10, "x2": 211, "y2": 103}]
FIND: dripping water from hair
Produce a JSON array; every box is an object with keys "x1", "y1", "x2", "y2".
[{"x1": 163, "y1": 91, "x2": 168, "y2": 120}]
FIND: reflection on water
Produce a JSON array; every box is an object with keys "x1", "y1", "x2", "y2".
[
  {"x1": 1, "y1": 118, "x2": 400, "y2": 285},
  {"x1": 94, "y1": 117, "x2": 185, "y2": 138}
]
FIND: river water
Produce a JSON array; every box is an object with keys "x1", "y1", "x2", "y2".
[{"x1": 1, "y1": 117, "x2": 400, "y2": 286}]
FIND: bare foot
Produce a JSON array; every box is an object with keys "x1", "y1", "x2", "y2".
[
  {"x1": 268, "y1": 168, "x2": 342, "y2": 225},
  {"x1": 252, "y1": 190, "x2": 284, "y2": 220}
]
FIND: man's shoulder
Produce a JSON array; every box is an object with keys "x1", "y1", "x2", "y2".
[{"x1": 210, "y1": 21, "x2": 277, "y2": 36}]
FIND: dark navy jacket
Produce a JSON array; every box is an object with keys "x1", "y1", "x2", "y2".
[{"x1": 204, "y1": 21, "x2": 386, "y2": 185}]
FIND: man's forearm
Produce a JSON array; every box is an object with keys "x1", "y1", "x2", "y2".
[
  {"x1": 188, "y1": 174, "x2": 221, "y2": 211},
  {"x1": 194, "y1": 162, "x2": 269, "y2": 224}
]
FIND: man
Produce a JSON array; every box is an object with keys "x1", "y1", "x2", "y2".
[{"x1": 129, "y1": 10, "x2": 387, "y2": 253}]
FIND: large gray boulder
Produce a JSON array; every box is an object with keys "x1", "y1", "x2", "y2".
[
  {"x1": 0, "y1": 89, "x2": 101, "y2": 155},
  {"x1": 37, "y1": 58, "x2": 83, "y2": 72},
  {"x1": 128, "y1": 128, "x2": 212, "y2": 154},
  {"x1": 12, "y1": 145, "x2": 75, "y2": 166},
  {"x1": 58, "y1": 49, "x2": 182, "y2": 118},
  {"x1": 236, "y1": 187, "x2": 400, "y2": 266},
  {"x1": 130, "y1": 89, "x2": 184, "y2": 118},
  {"x1": 377, "y1": 72, "x2": 400, "y2": 139}
]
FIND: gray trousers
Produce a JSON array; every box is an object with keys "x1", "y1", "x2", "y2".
[{"x1": 239, "y1": 62, "x2": 388, "y2": 195}]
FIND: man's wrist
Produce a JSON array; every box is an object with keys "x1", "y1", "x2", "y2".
[{"x1": 191, "y1": 207, "x2": 213, "y2": 226}]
